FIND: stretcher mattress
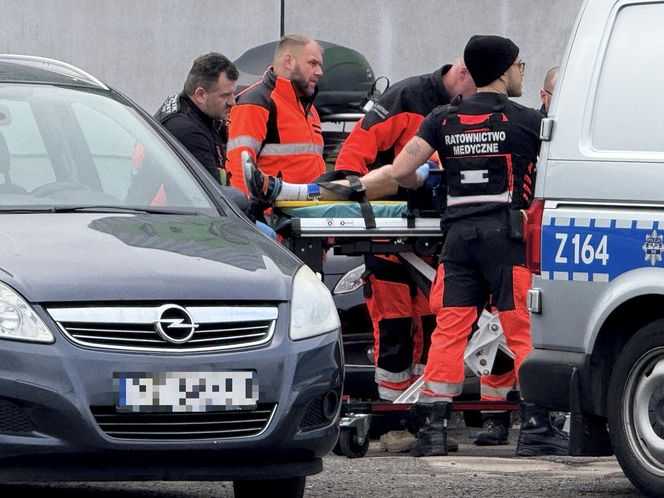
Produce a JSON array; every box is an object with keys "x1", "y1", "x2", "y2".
[
  {"x1": 274, "y1": 200, "x2": 442, "y2": 237},
  {"x1": 274, "y1": 200, "x2": 408, "y2": 219}
]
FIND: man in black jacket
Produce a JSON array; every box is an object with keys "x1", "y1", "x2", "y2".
[
  {"x1": 156, "y1": 53, "x2": 277, "y2": 237},
  {"x1": 155, "y1": 52, "x2": 238, "y2": 186}
]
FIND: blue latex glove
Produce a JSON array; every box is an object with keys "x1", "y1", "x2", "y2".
[
  {"x1": 416, "y1": 160, "x2": 442, "y2": 190},
  {"x1": 255, "y1": 221, "x2": 277, "y2": 240},
  {"x1": 415, "y1": 163, "x2": 430, "y2": 187}
]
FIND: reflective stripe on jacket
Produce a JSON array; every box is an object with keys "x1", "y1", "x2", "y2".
[{"x1": 226, "y1": 67, "x2": 326, "y2": 193}]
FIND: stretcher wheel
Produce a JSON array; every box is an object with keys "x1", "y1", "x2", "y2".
[{"x1": 338, "y1": 427, "x2": 369, "y2": 458}]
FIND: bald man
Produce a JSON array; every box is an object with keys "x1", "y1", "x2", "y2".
[
  {"x1": 226, "y1": 34, "x2": 326, "y2": 197},
  {"x1": 539, "y1": 66, "x2": 559, "y2": 116}
]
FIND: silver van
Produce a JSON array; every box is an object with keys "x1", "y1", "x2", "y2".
[{"x1": 520, "y1": 0, "x2": 664, "y2": 495}]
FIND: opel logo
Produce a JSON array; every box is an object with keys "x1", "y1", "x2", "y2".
[{"x1": 154, "y1": 304, "x2": 199, "y2": 344}]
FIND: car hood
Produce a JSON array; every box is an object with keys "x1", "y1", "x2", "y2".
[{"x1": 0, "y1": 213, "x2": 300, "y2": 302}]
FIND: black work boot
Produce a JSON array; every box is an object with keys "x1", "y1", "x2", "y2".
[
  {"x1": 516, "y1": 402, "x2": 569, "y2": 456},
  {"x1": 241, "y1": 151, "x2": 282, "y2": 204},
  {"x1": 405, "y1": 406, "x2": 458, "y2": 453},
  {"x1": 472, "y1": 411, "x2": 510, "y2": 446},
  {"x1": 409, "y1": 402, "x2": 452, "y2": 457}
]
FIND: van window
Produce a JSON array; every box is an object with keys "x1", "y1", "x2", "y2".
[{"x1": 591, "y1": 3, "x2": 664, "y2": 153}]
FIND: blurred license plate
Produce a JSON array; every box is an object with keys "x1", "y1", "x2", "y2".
[{"x1": 114, "y1": 371, "x2": 258, "y2": 413}]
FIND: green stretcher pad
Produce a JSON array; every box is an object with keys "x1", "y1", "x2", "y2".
[{"x1": 273, "y1": 200, "x2": 408, "y2": 219}]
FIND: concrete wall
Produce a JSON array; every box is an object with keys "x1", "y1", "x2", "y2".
[{"x1": 0, "y1": 0, "x2": 583, "y2": 112}]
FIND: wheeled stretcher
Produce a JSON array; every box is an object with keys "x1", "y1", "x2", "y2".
[
  {"x1": 271, "y1": 200, "x2": 442, "y2": 274},
  {"x1": 272, "y1": 199, "x2": 520, "y2": 458}
]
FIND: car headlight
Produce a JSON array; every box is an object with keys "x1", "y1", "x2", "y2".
[
  {"x1": 333, "y1": 263, "x2": 365, "y2": 295},
  {"x1": 290, "y1": 265, "x2": 340, "y2": 340},
  {"x1": 0, "y1": 282, "x2": 54, "y2": 343}
]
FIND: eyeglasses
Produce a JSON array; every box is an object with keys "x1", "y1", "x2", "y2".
[
  {"x1": 513, "y1": 61, "x2": 526, "y2": 74},
  {"x1": 543, "y1": 89, "x2": 553, "y2": 96}
]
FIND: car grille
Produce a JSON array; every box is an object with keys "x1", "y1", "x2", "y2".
[
  {"x1": 0, "y1": 399, "x2": 33, "y2": 434},
  {"x1": 299, "y1": 397, "x2": 327, "y2": 431},
  {"x1": 48, "y1": 305, "x2": 278, "y2": 352},
  {"x1": 90, "y1": 403, "x2": 277, "y2": 440}
]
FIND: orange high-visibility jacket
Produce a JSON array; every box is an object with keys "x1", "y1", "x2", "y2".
[
  {"x1": 226, "y1": 67, "x2": 326, "y2": 193},
  {"x1": 335, "y1": 65, "x2": 453, "y2": 175}
]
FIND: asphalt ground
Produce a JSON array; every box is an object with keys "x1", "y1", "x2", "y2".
[
  {"x1": 308, "y1": 414, "x2": 641, "y2": 498},
  {"x1": 0, "y1": 414, "x2": 642, "y2": 497}
]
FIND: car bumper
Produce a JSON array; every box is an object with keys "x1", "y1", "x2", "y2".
[{"x1": 0, "y1": 329, "x2": 343, "y2": 481}]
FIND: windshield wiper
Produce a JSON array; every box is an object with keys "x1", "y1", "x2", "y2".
[
  {"x1": 0, "y1": 207, "x2": 57, "y2": 213},
  {"x1": 43, "y1": 205, "x2": 204, "y2": 215},
  {"x1": 0, "y1": 205, "x2": 204, "y2": 216}
]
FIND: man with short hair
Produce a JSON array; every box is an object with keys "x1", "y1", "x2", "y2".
[
  {"x1": 332, "y1": 59, "x2": 476, "y2": 197},
  {"x1": 226, "y1": 34, "x2": 326, "y2": 195},
  {"x1": 539, "y1": 66, "x2": 559, "y2": 116},
  {"x1": 331, "y1": 60, "x2": 476, "y2": 410},
  {"x1": 379, "y1": 34, "x2": 567, "y2": 457},
  {"x1": 155, "y1": 52, "x2": 238, "y2": 185}
]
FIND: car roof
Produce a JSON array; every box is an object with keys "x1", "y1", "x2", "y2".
[{"x1": 0, "y1": 54, "x2": 108, "y2": 90}]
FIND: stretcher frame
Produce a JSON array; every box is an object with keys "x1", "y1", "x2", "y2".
[
  {"x1": 273, "y1": 200, "x2": 443, "y2": 275},
  {"x1": 272, "y1": 200, "x2": 520, "y2": 458}
]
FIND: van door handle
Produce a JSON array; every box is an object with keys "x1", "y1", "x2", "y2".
[{"x1": 540, "y1": 118, "x2": 553, "y2": 141}]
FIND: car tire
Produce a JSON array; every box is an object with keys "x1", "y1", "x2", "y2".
[
  {"x1": 233, "y1": 476, "x2": 306, "y2": 498},
  {"x1": 607, "y1": 320, "x2": 664, "y2": 497}
]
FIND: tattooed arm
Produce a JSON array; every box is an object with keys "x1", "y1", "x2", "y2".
[
  {"x1": 386, "y1": 136, "x2": 435, "y2": 189},
  {"x1": 347, "y1": 135, "x2": 434, "y2": 198}
]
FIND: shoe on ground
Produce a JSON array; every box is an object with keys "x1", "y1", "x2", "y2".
[
  {"x1": 516, "y1": 426, "x2": 569, "y2": 456},
  {"x1": 380, "y1": 430, "x2": 459, "y2": 453},
  {"x1": 472, "y1": 418, "x2": 509, "y2": 446},
  {"x1": 516, "y1": 402, "x2": 569, "y2": 456},
  {"x1": 410, "y1": 431, "x2": 447, "y2": 457},
  {"x1": 380, "y1": 430, "x2": 415, "y2": 453}
]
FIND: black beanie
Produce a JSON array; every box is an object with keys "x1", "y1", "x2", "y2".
[{"x1": 463, "y1": 35, "x2": 520, "y2": 87}]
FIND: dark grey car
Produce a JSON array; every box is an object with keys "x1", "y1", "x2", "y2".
[{"x1": 0, "y1": 55, "x2": 342, "y2": 497}]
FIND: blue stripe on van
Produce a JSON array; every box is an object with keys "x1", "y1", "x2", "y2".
[{"x1": 541, "y1": 217, "x2": 663, "y2": 282}]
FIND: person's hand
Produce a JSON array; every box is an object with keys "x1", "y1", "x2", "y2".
[
  {"x1": 415, "y1": 163, "x2": 430, "y2": 187},
  {"x1": 416, "y1": 160, "x2": 442, "y2": 189}
]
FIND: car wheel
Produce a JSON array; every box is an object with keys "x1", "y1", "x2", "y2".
[
  {"x1": 233, "y1": 476, "x2": 306, "y2": 498},
  {"x1": 607, "y1": 320, "x2": 664, "y2": 497},
  {"x1": 338, "y1": 427, "x2": 369, "y2": 458}
]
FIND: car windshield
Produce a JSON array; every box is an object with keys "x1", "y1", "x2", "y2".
[{"x1": 0, "y1": 83, "x2": 217, "y2": 215}]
